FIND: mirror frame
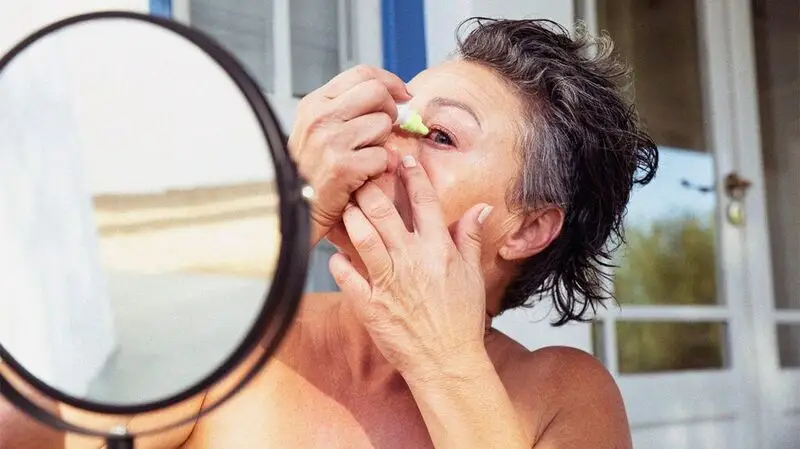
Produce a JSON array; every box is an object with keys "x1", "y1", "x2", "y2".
[{"x1": 0, "y1": 9, "x2": 309, "y2": 435}]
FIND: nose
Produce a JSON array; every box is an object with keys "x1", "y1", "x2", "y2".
[
  {"x1": 374, "y1": 130, "x2": 421, "y2": 230},
  {"x1": 383, "y1": 130, "x2": 422, "y2": 175}
]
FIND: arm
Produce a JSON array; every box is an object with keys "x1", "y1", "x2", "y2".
[
  {"x1": 404, "y1": 346, "x2": 530, "y2": 449},
  {"x1": 408, "y1": 346, "x2": 632, "y2": 449}
]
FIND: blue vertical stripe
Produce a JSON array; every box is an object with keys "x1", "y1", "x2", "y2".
[
  {"x1": 381, "y1": 0, "x2": 428, "y2": 82},
  {"x1": 149, "y1": 0, "x2": 173, "y2": 19}
]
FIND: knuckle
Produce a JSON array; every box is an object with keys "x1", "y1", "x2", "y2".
[
  {"x1": 326, "y1": 152, "x2": 348, "y2": 176},
  {"x1": 365, "y1": 202, "x2": 395, "y2": 221},
  {"x1": 362, "y1": 79, "x2": 388, "y2": 98},
  {"x1": 353, "y1": 64, "x2": 375, "y2": 79},
  {"x1": 410, "y1": 189, "x2": 438, "y2": 206},
  {"x1": 374, "y1": 114, "x2": 393, "y2": 133},
  {"x1": 329, "y1": 153, "x2": 355, "y2": 176},
  {"x1": 354, "y1": 232, "x2": 382, "y2": 252},
  {"x1": 331, "y1": 162, "x2": 353, "y2": 181},
  {"x1": 306, "y1": 115, "x2": 330, "y2": 138}
]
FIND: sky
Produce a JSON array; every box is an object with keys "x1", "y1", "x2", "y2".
[{"x1": 624, "y1": 146, "x2": 716, "y2": 228}]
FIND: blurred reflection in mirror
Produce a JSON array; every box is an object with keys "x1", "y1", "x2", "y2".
[{"x1": 0, "y1": 18, "x2": 280, "y2": 405}]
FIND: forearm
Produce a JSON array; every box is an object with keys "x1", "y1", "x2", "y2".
[{"x1": 404, "y1": 347, "x2": 530, "y2": 449}]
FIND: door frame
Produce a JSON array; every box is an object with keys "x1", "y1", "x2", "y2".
[{"x1": 724, "y1": 0, "x2": 799, "y2": 446}]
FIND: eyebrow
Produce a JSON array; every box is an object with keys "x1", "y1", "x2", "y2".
[{"x1": 427, "y1": 97, "x2": 482, "y2": 129}]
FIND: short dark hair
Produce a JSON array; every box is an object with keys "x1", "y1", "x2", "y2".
[{"x1": 456, "y1": 18, "x2": 658, "y2": 325}]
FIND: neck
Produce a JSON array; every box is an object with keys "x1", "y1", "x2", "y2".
[
  {"x1": 322, "y1": 295, "x2": 403, "y2": 389},
  {"x1": 483, "y1": 257, "x2": 518, "y2": 316}
]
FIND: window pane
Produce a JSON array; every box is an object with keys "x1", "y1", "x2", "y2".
[
  {"x1": 777, "y1": 324, "x2": 800, "y2": 368},
  {"x1": 190, "y1": 0, "x2": 275, "y2": 92},
  {"x1": 616, "y1": 321, "x2": 728, "y2": 374},
  {"x1": 753, "y1": 0, "x2": 800, "y2": 310},
  {"x1": 290, "y1": 0, "x2": 341, "y2": 96},
  {"x1": 598, "y1": 0, "x2": 720, "y2": 306}
]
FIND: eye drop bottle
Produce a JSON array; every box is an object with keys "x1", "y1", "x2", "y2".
[{"x1": 395, "y1": 102, "x2": 429, "y2": 136}]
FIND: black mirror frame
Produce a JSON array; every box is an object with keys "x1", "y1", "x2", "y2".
[{"x1": 0, "y1": 9, "x2": 309, "y2": 438}]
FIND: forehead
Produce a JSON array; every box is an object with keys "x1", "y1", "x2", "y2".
[{"x1": 407, "y1": 60, "x2": 523, "y2": 133}]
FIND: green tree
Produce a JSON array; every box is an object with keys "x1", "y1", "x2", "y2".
[
  {"x1": 611, "y1": 214, "x2": 723, "y2": 373},
  {"x1": 615, "y1": 214, "x2": 716, "y2": 306}
]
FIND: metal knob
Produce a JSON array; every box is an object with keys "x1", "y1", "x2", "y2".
[{"x1": 723, "y1": 172, "x2": 752, "y2": 226}]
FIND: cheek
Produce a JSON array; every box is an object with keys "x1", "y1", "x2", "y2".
[
  {"x1": 420, "y1": 151, "x2": 511, "y2": 224},
  {"x1": 418, "y1": 153, "x2": 466, "y2": 222}
]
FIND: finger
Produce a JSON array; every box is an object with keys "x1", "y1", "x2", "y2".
[
  {"x1": 341, "y1": 203, "x2": 393, "y2": 282},
  {"x1": 347, "y1": 146, "x2": 390, "y2": 180},
  {"x1": 341, "y1": 112, "x2": 393, "y2": 148},
  {"x1": 329, "y1": 252, "x2": 370, "y2": 303},
  {"x1": 309, "y1": 146, "x2": 388, "y2": 226},
  {"x1": 353, "y1": 182, "x2": 408, "y2": 250},
  {"x1": 329, "y1": 79, "x2": 397, "y2": 122},
  {"x1": 452, "y1": 203, "x2": 493, "y2": 268},
  {"x1": 320, "y1": 65, "x2": 411, "y2": 102},
  {"x1": 398, "y1": 155, "x2": 448, "y2": 237}
]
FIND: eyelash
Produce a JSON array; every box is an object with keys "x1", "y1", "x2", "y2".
[{"x1": 425, "y1": 126, "x2": 457, "y2": 148}]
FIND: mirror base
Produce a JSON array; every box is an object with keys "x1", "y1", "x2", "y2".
[{"x1": 107, "y1": 435, "x2": 134, "y2": 449}]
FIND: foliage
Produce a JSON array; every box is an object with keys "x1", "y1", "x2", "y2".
[{"x1": 608, "y1": 213, "x2": 724, "y2": 373}]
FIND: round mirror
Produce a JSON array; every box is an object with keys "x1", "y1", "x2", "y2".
[{"x1": 0, "y1": 11, "x2": 309, "y2": 440}]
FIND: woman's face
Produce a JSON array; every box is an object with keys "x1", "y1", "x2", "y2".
[{"x1": 327, "y1": 60, "x2": 526, "y2": 285}]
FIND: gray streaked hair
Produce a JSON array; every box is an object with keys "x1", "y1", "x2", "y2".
[{"x1": 456, "y1": 18, "x2": 659, "y2": 325}]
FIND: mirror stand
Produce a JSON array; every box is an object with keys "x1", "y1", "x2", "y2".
[{"x1": 106, "y1": 436, "x2": 134, "y2": 449}]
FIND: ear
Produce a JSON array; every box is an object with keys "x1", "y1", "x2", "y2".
[{"x1": 499, "y1": 206, "x2": 564, "y2": 261}]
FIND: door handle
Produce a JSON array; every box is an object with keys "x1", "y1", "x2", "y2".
[
  {"x1": 724, "y1": 172, "x2": 752, "y2": 200},
  {"x1": 724, "y1": 172, "x2": 752, "y2": 226}
]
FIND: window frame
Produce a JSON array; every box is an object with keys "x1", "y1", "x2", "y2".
[{"x1": 171, "y1": 0, "x2": 381, "y2": 130}]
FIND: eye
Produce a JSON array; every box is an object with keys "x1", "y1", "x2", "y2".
[{"x1": 426, "y1": 127, "x2": 455, "y2": 147}]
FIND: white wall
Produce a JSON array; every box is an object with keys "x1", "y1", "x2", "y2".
[
  {"x1": 424, "y1": 0, "x2": 576, "y2": 66},
  {"x1": 0, "y1": 0, "x2": 149, "y2": 56}
]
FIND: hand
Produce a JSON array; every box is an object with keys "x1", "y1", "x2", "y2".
[
  {"x1": 288, "y1": 65, "x2": 411, "y2": 245},
  {"x1": 328, "y1": 155, "x2": 494, "y2": 381}
]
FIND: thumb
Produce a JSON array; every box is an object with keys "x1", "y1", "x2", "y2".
[
  {"x1": 453, "y1": 203, "x2": 493, "y2": 268},
  {"x1": 329, "y1": 252, "x2": 371, "y2": 303}
]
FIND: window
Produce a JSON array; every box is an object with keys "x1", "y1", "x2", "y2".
[
  {"x1": 175, "y1": 0, "x2": 357, "y2": 97},
  {"x1": 188, "y1": 0, "x2": 275, "y2": 92},
  {"x1": 290, "y1": 0, "x2": 351, "y2": 96},
  {"x1": 588, "y1": 0, "x2": 731, "y2": 375}
]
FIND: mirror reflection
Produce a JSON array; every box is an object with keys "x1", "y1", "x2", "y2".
[{"x1": 0, "y1": 18, "x2": 280, "y2": 406}]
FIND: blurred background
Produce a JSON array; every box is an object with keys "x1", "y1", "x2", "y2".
[{"x1": 1, "y1": 0, "x2": 798, "y2": 447}]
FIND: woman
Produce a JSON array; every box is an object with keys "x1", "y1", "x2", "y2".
[{"x1": 1, "y1": 18, "x2": 656, "y2": 448}]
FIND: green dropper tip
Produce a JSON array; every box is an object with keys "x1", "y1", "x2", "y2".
[{"x1": 400, "y1": 111, "x2": 429, "y2": 136}]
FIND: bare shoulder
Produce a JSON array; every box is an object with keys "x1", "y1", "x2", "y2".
[{"x1": 488, "y1": 334, "x2": 631, "y2": 449}]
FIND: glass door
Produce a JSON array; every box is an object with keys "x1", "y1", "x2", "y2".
[{"x1": 588, "y1": 1, "x2": 764, "y2": 448}]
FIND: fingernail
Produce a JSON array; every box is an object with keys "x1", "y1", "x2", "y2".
[
  {"x1": 477, "y1": 205, "x2": 494, "y2": 224},
  {"x1": 402, "y1": 155, "x2": 417, "y2": 168}
]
